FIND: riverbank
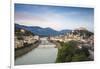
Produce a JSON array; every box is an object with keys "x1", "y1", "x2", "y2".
[
  {"x1": 56, "y1": 40, "x2": 92, "y2": 63},
  {"x1": 15, "y1": 41, "x2": 41, "y2": 59},
  {"x1": 49, "y1": 40, "x2": 62, "y2": 49}
]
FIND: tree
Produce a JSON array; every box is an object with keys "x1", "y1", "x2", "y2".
[{"x1": 56, "y1": 40, "x2": 90, "y2": 63}]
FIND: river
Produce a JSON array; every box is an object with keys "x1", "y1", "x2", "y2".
[{"x1": 15, "y1": 37, "x2": 58, "y2": 65}]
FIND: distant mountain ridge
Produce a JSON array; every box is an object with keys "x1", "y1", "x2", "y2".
[{"x1": 15, "y1": 23, "x2": 72, "y2": 37}]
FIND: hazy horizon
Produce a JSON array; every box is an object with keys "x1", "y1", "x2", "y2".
[{"x1": 15, "y1": 4, "x2": 94, "y2": 32}]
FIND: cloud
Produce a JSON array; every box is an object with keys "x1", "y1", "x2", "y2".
[{"x1": 15, "y1": 11, "x2": 64, "y2": 31}]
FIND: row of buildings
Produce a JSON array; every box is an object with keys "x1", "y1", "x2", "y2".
[
  {"x1": 15, "y1": 29, "x2": 40, "y2": 49},
  {"x1": 49, "y1": 30, "x2": 94, "y2": 45},
  {"x1": 49, "y1": 32, "x2": 84, "y2": 42}
]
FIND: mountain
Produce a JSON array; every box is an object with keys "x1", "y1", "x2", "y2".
[
  {"x1": 15, "y1": 23, "x2": 72, "y2": 37},
  {"x1": 59, "y1": 29, "x2": 72, "y2": 35}
]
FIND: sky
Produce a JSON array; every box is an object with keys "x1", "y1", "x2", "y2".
[{"x1": 15, "y1": 4, "x2": 94, "y2": 32}]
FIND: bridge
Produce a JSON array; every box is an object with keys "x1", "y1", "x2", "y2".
[{"x1": 38, "y1": 37, "x2": 56, "y2": 48}]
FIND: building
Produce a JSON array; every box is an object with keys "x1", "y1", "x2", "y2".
[
  {"x1": 15, "y1": 36, "x2": 24, "y2": 48},
  {"x1": 15, "y1": 35, "x2": 40, "y2": 49},
  {"x1": 34, "y1": 35, "x2": 39, "y2": 40}
]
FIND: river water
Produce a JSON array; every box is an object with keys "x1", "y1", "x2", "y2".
[{"x1": 15, "y1": 37, "x2": 58, "y2": 65}]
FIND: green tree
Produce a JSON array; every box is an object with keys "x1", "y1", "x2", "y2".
[{"x1": 56, "y1": 40, "x2": 90, "y2": 63}]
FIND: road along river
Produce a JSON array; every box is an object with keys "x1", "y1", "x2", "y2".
[{"x1": 15, "y1": 37, "x2": 58, "y2": 65}]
